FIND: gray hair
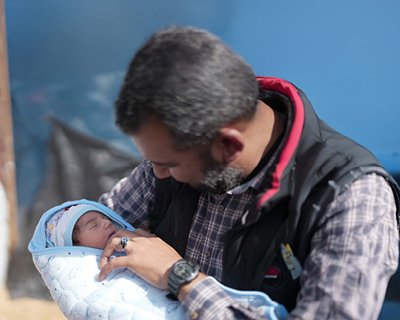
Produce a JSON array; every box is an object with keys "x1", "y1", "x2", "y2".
[{"x1": 115, "y1": 26, "x2": 259, "y2": 149}]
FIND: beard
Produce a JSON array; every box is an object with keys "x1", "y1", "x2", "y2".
[{"x1": 192, "y1": 149, "x2": 245, "y2": 194}]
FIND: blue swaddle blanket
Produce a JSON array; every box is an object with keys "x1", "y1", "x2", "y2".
[{"x1": 28, "y1": 199, "x2": 287, "y2": 320}]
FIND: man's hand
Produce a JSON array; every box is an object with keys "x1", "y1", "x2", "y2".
[{"x1": 98, "y1": 228, "x2": 182, "y2": 290}]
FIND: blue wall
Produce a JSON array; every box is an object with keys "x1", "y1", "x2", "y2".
[{"x1": 6, "y1": 0, "x2": 400, "y2": 202}]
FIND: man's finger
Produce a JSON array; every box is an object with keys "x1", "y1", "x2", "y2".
[
  {"x1": 114, "y1": 229, "x2": 137, "y2": 238},
  {"x1": 134, "y1": 228, "x2": 155, "y2": 237},
  {"x1": 100, "y1": 237, "x2": 121, "y2": 269},
  {"x1": 98, "y1": 255, "x2": 130, "y2": 281}
]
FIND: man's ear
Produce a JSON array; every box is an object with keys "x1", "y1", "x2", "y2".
[{"x1": 210, "y1": 128, "x2": 244, "y2": 165}]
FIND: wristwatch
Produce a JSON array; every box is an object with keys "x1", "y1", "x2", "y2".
[{"x1": 168, "y1": 259, "x2": 200, "y2": 298}]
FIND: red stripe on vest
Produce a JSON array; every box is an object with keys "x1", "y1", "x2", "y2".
[{"x1": 256, "y1": 77, "x2": 305, "y2": 208}]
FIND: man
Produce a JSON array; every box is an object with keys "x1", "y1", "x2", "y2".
[{"x1": 98, "y1": 26, "x2": 400, "y2": 319}]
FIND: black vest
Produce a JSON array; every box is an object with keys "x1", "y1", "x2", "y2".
[{"x1": 149, "y1": 77, "x2": 400, "y2": 310}]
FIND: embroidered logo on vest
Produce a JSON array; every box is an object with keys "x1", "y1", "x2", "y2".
[{"x1": 264, "y1": 266, "x2": 281, "y2": 279}]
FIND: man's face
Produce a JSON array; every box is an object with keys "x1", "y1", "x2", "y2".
[
  {"x1": 74, "y1": 211, "x2": 117, "y2": 249},
  {"x1": 133, "y1": 118, "x2": 244, "y2": 193}
]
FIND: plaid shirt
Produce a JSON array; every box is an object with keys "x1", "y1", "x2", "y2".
[{"x1": 100, "y1": 160, "x2": 399, "y2": 320}]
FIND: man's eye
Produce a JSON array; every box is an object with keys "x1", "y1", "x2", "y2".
[{"x1": 89, "y1": 224, "x2": 97, "y2": 230}]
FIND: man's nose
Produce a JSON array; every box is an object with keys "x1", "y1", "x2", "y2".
[{"x1": 152, "y1": 164, "x2": 171, "y2": 179}]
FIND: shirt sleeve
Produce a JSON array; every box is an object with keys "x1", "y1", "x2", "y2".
[
  {"x1": 98, "y1": 160, "x2": 156, "y2": 228},
  {"x1": 289, "y1": 173, "x2": 399, "y2": 319},
  {"x1": 183, "y1": 277, "x2": 273, "y2": 319}
]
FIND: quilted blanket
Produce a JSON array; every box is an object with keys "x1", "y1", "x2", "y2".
[{"x1": 28, "y1": 199, "x2": 287, "y2": 320}]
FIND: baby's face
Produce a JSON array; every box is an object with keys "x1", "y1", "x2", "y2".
[{"x1": 75, "y1": 211, "x2": 117, "y2": 249}]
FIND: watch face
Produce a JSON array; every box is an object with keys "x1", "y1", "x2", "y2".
[
  {"x1": 173, "y1": 260, "x2": 199, "y2": 279},
  {"x1": 168, "y1": 260, "x2": 200, "y2": 296}
]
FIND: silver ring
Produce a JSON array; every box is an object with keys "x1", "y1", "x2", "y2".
[{"x1": 120, "y1": 236, "x2": 131, "y2": 250}]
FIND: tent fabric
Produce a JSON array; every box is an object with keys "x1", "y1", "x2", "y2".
[{"x1": 25, "y1": 117, "x2": 138, "y2": 247}]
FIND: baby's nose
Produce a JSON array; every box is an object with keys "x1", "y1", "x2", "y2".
[{"x1": 103, "y1": 219, "x2": 112, "y2": 228}]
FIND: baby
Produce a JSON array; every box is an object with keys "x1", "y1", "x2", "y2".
[
  {"x1": 45, "y1": 203, "x2": 118, "y2": 249},
  {"x1": 31, "y1": 200, "x2": 189, "y2": 320}
]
